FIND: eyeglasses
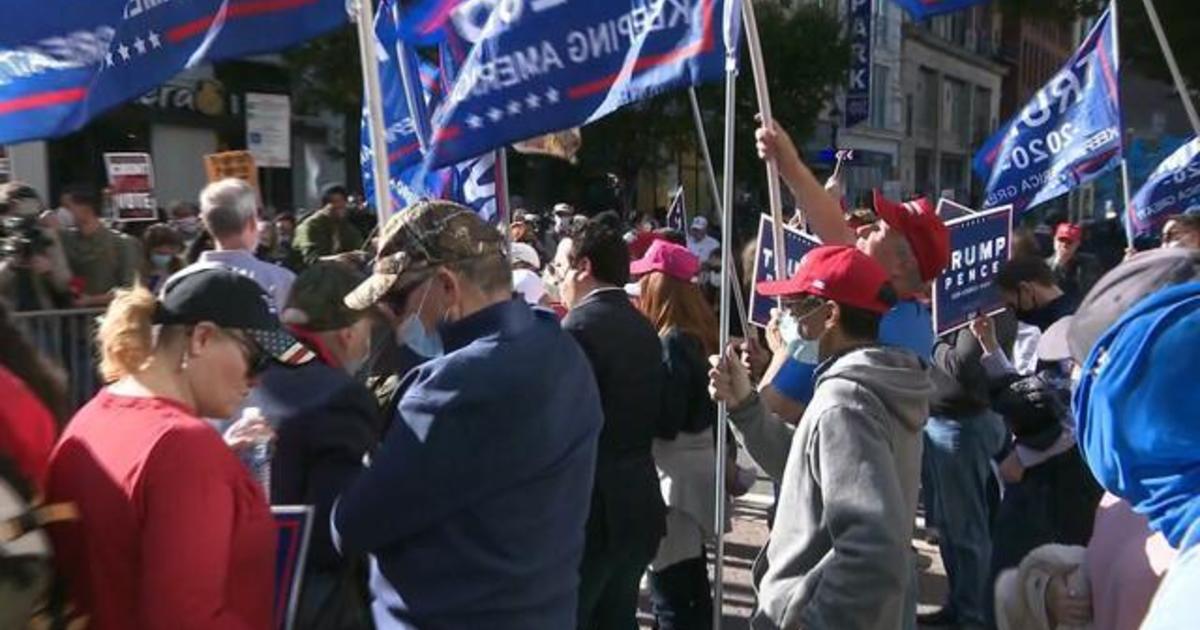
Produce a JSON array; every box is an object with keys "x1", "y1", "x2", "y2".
[
  {"x1": 780, "y1": 296, "x2": 828, "y2": 322},
  {"x1": 224, "y1": 329, "x2": 271, "y2": 377}
]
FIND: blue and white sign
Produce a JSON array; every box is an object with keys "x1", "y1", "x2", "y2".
[
  {"x1": 1128, "y1": 136, "x2": 1200, "y2": 236},
  {"x1": 845, "y1": 0, "x2": 872, "y2": 128},
  {"x1": 749, "y1": 214, "x2": 821, "y2": 327},
  {"x1": 0, "y1": 0, "x2": 346, "y2": 146},
  {"x1": 890, "y1": 0, "x2": 991, "y2": 20},
  {"x1": 932, "y1": 203, "x2": 1014, "y2": 336},
  {"x1": 421, "y1": 0, "x2": 741, "y2": 170},
  {"x1": 973, "y1": 7, "x2": 1122, "y2": 214}
]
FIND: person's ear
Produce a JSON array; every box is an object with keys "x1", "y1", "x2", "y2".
[
  {"x1": 576, "y1": 256, "x2": 594, "y2": 282},
  {"x1": 189, "y1": 322, "x2": 219, "y2": 357},
  {"x1": 824, "y1": 300, "x2": 841, "y2": 332}
]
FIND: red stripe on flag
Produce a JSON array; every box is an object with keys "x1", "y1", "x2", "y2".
[
  {"x1": 567, "y1": 0, "x2": 716, "y2": 100},
  {"x1": 389, "y1": 142, "x2": 420, "y2": 165},
  {"x1": 434, "y1": 126, "x2": 461, "y2": 142},
  {"x1": 168, "y1": 0, "x2": 320, "y2": 43},
  {"x1": 0, "y1": 87, "x2": 87, "y2": 116}
]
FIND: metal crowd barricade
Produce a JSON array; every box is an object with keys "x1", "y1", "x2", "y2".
[{"x1": 13, "y1": 308, "x2": 105, "y2": 413}]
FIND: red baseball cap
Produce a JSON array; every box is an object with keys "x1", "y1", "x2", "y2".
[
  {"x1": 630, "y1": 239, "x2": 701, "y2": 282},
  {"x1": 1055, "y1": 222, "x2": 1083, "y2": 243},
  {"x1": 757, "y1": 245, "x2": 896, "y2": 314},
  {"x1": 872, "y1": 191, "x2": 951, "y2": 282}
]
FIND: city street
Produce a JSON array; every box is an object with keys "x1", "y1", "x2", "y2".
[{"x1": 636, "y1": 485, "x2": 949, "y2": 629}]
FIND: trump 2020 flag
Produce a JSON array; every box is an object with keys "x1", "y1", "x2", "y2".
[
  {"x1": 890, "y1": 0, "x2": 991, "y2": 20},
  {"x1": 0, "y1": 0, "x2": 346, "y2": 146},
  {"x1": 361, "y1": 0, "x2": 449, "y2": 216},
  {"x1": 421, "y1": 0, "x2": 741, "y2": 170},
  {"x1": 1128, "y1": 136, "x2": 1200, "y2": 236},
  {"x1": 973, "y1": 7, "x2": 1123, "y2": 214},
  {"x1": 393, "y1": 0, "x2": 464, "y2": 45},
  {"x1": 362, "y1": 0, "x2": 504, "y2": 223}
]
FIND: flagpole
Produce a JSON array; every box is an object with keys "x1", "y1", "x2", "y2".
[
  {"x1": 354, "y1": 0, "x2": 393, "y2": 225},
  {"x1": 689, "y1": 87, "x2": 754, "y2": 342},
  {"x1": 713, "y1": 7, "x2": 741, "y2": 626},
  {"x1": 1113, "y1": 0, "x2": 1136, "y2": 248},
  {"x1": 741, "y1": 0, "x2": 785, "y2": 283},
  {"x1": 1140, "y1": 0, "x2": 1200, "y2": 135}
]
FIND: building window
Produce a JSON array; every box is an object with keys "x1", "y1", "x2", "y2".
[
  {"x1": 973, "y1": 86, "x2": 993, "y2": 144},
  {"x1": 941, "y1": 153, "x2": 966, "y2": 198},
  {"x1": 918, "y1": 68, "x2": 937, "y2": 132},
  {"x1": 915, "y1": 150, "x2": 934, "y2": 196},
  {"x1": 944, "y1": 77, "x2": 969, "y2": 144},
  {"x1": 871, "y1": 64, "x2": 890, "y2": 129}
]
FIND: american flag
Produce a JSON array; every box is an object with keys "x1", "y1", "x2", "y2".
[{"x1": 666, "y1": 186, "x2": 687, "y2": 232}]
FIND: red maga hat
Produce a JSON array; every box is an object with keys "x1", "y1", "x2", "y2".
[
  {"x1": 1055, "y1": 222, "x2": 1083, "y2": 243},
  {"x1": 630, "y1": 239, "x2": 701, "y2": 282},
  {"x1": 872, "y1": 191, "x2": 951, "y2": 282},
  {"x1": 757, "y1": 245, "x2": 896, "y2": 314}
]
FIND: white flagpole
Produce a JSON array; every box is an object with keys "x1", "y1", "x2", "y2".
[
  {"x1": 1140, "y1": 0, "x2": 1200, "y2": 135},
  {"x1": 354, "y1": 0, "x2": 393, "y2": 226},
  {"x1": 689, "y1": 87, "x2": 754, "y2": 342},
  {"x1": 1113, "y1": 0, "x2": 1136, "y2": 248},
  {"x1": 741, "y1": 0, "x2": 785, "y2": 282},
  {"x1": 713, "y1": 2, "x2": 741, "y2": 625}
]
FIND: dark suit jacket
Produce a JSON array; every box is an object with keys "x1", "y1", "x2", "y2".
[{"x1": 562, "y1": 288, "x2": 667, "y2": 554}]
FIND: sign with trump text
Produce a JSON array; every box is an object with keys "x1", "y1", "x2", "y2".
[
  {"x1": 932, "y1": 202, "x2": 1014, "y2": 336},
  {"x1": 749, "y1": 214, "x2": 820, "y2": 327}
]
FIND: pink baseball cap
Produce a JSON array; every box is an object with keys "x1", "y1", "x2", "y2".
[{"x1": 630, "y1": 239, "x2": 700, "y2": 282}]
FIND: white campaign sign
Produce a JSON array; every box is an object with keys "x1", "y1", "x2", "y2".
[{"x1": 246, "y1": 92, "x2": 291, "y2": 168}]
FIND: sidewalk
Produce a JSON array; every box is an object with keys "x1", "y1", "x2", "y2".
[{"x1": 637, "y1": 491, "x2": 949, "y2": 629}]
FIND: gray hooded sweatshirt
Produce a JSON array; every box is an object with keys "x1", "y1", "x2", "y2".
[{"x1": 729, "y1": 345, "x2": 932, "y2": 630}]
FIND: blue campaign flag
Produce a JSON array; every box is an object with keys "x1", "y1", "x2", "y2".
[
  {"x1": 932, "y1": 203, "x2": 1014, "y2": 336},
  {"x1": 666, "y1": 186, "x2": 686, "y2": 231},
  {"x1": 1128, "y1": 136, "x2": 1200, "y2": 236},
  {"x1": 749, "y1": 214, "x2": 820, "y2": 327},
  {"x1": 394, "y1": 0, "x2": 464, "y2": 45},
  {"x1": 973, "y1": 8, "x2": 1123, "y2": 214},
  {"x1": 362, "y1": 1, "x2": 503, "y2": 223},
  {"x1": 421, "y1": 0, "x2": 740, "y2": 170},
  {"x1": 0, "y1": 0, "x2": 346, "y2": 146},
  {"x1": 890, "y1": 0, "x2": 991, "y2": 20}
]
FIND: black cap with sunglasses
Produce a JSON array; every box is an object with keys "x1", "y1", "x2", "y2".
[{"x1": 155, "y1": 268, "x2": 314, "y2": 371}]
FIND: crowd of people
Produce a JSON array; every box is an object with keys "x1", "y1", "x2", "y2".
[{"x1": 0, "y1": 116, "x2": 1198, "y2": 630}]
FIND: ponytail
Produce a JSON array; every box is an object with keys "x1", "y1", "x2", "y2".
[{"x1": 97, "y1": 286, "x2": 159, "y2": 382}]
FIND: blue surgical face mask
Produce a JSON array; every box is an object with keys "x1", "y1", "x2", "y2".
[
  {"x1": 397, "y1": 281, "x2": 444, "y2": 359},
  {"x1": 782, "y1": 304, "x2": 825, "y2": 365},
  {"x1": 150, "y1": 253, "x2": 174, "y2": 269}
]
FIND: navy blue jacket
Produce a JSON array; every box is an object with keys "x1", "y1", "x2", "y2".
[
  {"x1": 246, "y1": 360, "x2": 381, "y2": 572},
  {"x1": 334, "y1": 299, "x2": 603, "y2": 630}
]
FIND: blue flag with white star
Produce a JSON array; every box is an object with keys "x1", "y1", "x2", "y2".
[
  {"x1": 420, "y1": 0, "x2": 741, "y2": 170},
  {"x1": 0, "y1": 0, "x2": 346, "y2": 146}
]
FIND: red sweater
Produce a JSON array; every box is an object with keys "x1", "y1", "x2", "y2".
[
  {"x1": 46, "y1": 390, "x2": 275, "y2": 630},
  {"x1": 0, "y1": 364, "x2": 57, "y2": 491}
]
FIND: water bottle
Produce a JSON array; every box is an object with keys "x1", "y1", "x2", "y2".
[
  {"x1": 239, "y1": 407, "x2": 273, "y2": 501},
  {"x1": 249, "y1": 436, "x2": 273, "y2": 501}
]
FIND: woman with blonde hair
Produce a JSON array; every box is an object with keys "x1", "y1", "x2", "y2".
[
  {"x1": 45, "y1": 268, "x2": 308, "y2": 629},
  {"x1": 632, "y1": 239, "x2": 722, "y2": 630}
]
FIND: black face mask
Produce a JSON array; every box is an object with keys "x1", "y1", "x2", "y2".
[{"x1": 1015, "y1": 287, "x2": 1070, "y2": 331}]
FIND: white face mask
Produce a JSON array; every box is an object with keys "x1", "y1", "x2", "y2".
[
  {"x1": 395, "y1": 281, "x2": 444, "y2": 359},
  {"x1": 781, "y1": 312, "x2": 820, "y2": 364}
]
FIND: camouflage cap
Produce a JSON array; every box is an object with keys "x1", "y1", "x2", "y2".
[
  {"x1": 282, "y1": 260, "x2": 370, "y2": 331},
  {"x1": 345, "y1": 200, "x2": 506, "y2": 310}
]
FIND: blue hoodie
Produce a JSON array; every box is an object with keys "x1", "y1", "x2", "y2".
[{"x1": 334, "y1": 300, "x2": 603, "y2": 629}]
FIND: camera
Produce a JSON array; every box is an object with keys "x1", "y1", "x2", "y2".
[{"x1": 0, "y1": 215, "x2": 54, "y2": 263}]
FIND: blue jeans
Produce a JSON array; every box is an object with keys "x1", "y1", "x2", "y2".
[{"x1": 923, "y1": 412, "x2": 1006, "y2": 627}]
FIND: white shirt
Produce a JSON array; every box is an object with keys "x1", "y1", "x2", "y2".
[
  {"x1": 512, "y1": 269, "x2": 547, "y2": 305},
  {"x1": 687, "y1": 235, "x2": 719, "y2": 264},
  {"x1": 173, "y1": 250, "x2": 295, "y2": 310}
]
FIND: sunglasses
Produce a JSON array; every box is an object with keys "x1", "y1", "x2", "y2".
[{"x1": 224, "y1": 329, "x2": 271, "y2": 377}]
